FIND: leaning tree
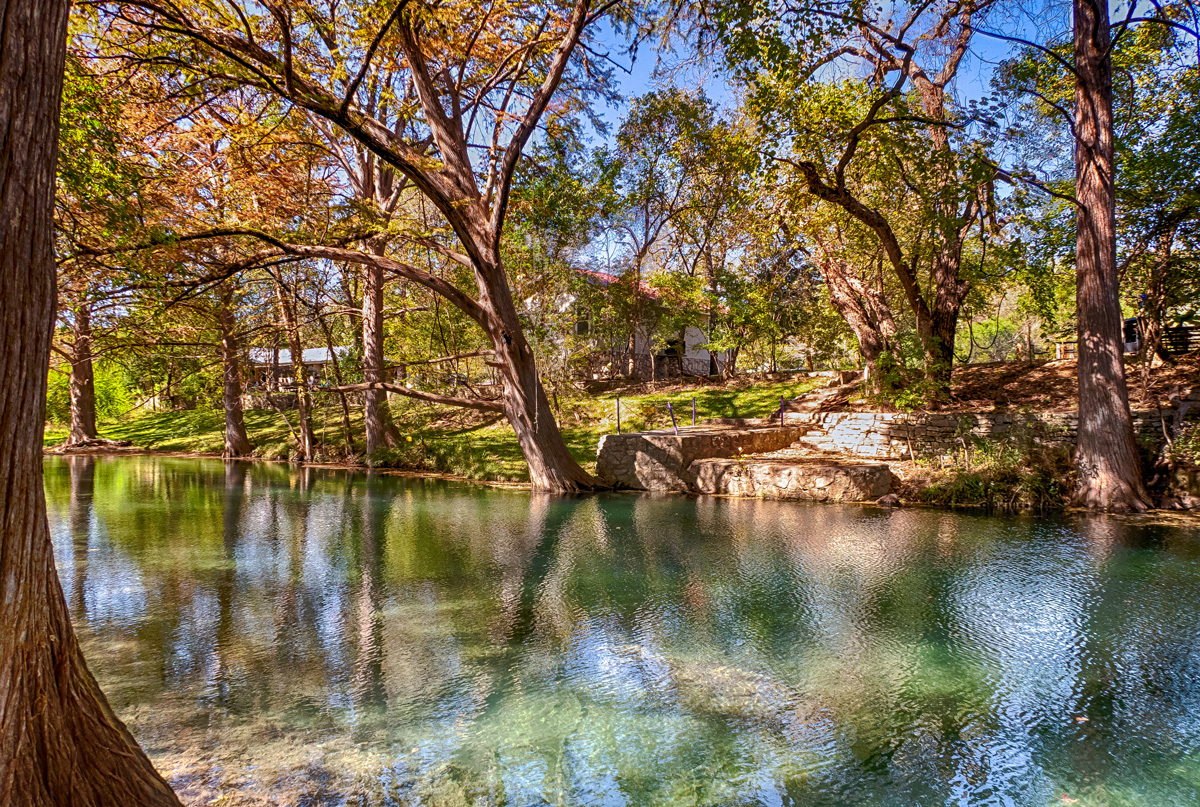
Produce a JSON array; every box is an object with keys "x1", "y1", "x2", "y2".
[
  {"x1": 96, "y1": 0, "x2": 628, "y2": 490},
  {"x1": 712, "y1": 0, "x2": 1000, "y2": 397},
  {"x1": 0, "y1": 0, "x2": 183, "y2": 801}
]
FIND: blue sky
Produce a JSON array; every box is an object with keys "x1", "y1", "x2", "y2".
[{"x1": 580, "y1": 0, "x2": 1084, "y2": 146}]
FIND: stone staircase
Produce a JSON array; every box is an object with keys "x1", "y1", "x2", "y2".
[{"x1": 778, "y1": 377, "x2": 861, "y2": 421}]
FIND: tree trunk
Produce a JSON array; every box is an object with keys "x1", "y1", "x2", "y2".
[
  {"x1": 363, "y1": 252, "x2": 400, "y2": 455},
  {"x1": 476, "y1": 247, "x2": 597, "y2": 491},
  {"x1": 723, "y1": 346, "x2": 739, "y2": 379},
  {"x1": 824, "y1": 260, "x2": 889, "y2": 383},
  {"x1": 272, "y1": 279, "x2": 316, "y2": 460},
  {"x1": 216, "y1": 287, "x2": 252, "y2": 458},
  {"x1": 0, "y1": 0, "x2": 183, "y2": 801},
  {"x1": 707, "y1": 267, "x2": 719, "y2": 376},
  {"x1": 1072, "y1": 0, "x2": 1152, "y2": 511},
  {"x1": 316, "y1": 310, "x2": 356, "y2": 455},
  {"x1": 1139, "y1": 225, "x2": 1177, "y2": 397},
  {"x1": 928, "y1": 246, "x2": 967, "y2": 393},
  {"x1": 268, "y1": 344, "x2": 279, "y2": 392},
  {"x1": 797, "y1": 164, "x2": 967, "y2": 399},
  {"x1": 66, "y1": 303, "x2": 98, "y2": 445}
]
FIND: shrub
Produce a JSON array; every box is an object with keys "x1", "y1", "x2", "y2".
[
  {"x1": 904, "y1": 438, "x2": 1074, "y2": 510},
  {"x1": 45, "y1": 361, "x2": 132, "y2": 425},
  {"x1": 1164, "y1": 423, "x2": 1200, "y2": 469}
]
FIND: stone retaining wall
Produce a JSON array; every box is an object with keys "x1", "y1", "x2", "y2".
[
  {"x1": 691, "y1": 459, "x2": 895, "y2": 502},
  {"x1": 596, "y1": 426, "x2": 808, "y2": 491},
  {"x1": 789, "y1": 409, "x2": 1189, "y2": 460}
]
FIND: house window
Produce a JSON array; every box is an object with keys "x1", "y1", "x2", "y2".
[{"x1": 575, "y1": 319, "x2": 591, "y2": 336}]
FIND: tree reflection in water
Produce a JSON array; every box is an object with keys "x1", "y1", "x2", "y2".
[{"x1": 41, "y1": 456, "x2": 1200, "y2": 806}]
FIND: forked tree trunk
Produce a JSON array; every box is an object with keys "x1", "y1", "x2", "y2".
[
  {"x1": 824, "y1": 259, "x2": 893, "y2": 384},
  {"x1": 797, "y1": 165, "x2": 970, "y2": 400},
  {"x1": 1072, "y1": 0, "x2": 1152, "y2": 511},
  {"x1": 66, "y1": 303, "x2": 98, "y2": 445},
  {"x1": 0, "y1": 0, "x2": 183, "y2": 801},
  {"x1": 723, "y1": 346, "x2": 739, "y2": 379},
  {"x1": 363, "y1": 253, "x2": 400, "y2": 455},
  {"x1": 216, "y1": 288, "x2": 252, "y2": 458}
]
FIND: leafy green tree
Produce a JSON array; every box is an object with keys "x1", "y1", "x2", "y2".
[{"x1": 712, "y1": 0, "x2": 1003, "y2": 397}]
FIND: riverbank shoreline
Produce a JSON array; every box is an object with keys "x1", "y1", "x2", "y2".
[
  {"x1": 45, "y1": 444, "x2": 1200, "y2": 521},
  {"x1": 43, "y1": 444, "x2": 537, "y2": 491}
]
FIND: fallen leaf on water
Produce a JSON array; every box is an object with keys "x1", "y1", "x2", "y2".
[
  {"x1": 1075, "y1": 717, "x2": 1089, "y2": 723},
  {"x1": 1061, "y1": 797, "x2": 1078, "y2": 804}
]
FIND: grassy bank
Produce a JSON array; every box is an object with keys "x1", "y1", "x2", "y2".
[{"x1": 44, "y1": 376, "x2": 826, "y2": 483}]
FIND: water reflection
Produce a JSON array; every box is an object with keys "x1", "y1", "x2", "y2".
[{"x1": 43, "y1": 455, "x2": 1200, "y2": 806}]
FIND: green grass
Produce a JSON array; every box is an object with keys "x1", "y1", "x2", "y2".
[
  {"x1": 43, "y1": 376, "x2": 828, "y2": 483},
  {"x1": 44, "y1": 407, "x2": 344, "y2": 456}
]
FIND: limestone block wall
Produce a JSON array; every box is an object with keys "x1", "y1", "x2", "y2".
[
  {"x1": 596, "y1": 426, "x2": 808, "y2": 490},
  {"x1": 789, "y1": 409, "x2": 1187, "y2": 460},
  {"x1": 691, "y1": 459, "x2": 895, "y2": 502}
]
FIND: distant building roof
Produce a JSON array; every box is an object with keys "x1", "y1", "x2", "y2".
[
  {"x1": 248, "y1": 346, "x2": 353, "y2": 366},
  {"x1": 576, "y1": 268, "x2": 659, "y2": 299}
]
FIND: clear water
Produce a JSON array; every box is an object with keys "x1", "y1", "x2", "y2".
[{"x1": 43, "y1": 455, "x2": 1200, "y2": 807}]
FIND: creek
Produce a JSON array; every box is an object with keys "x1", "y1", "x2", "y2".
[{"x1": 44, "y1": 455, "x2": 1200, "y2": 806}]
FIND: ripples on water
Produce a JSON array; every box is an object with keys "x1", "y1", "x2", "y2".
[{"x1": 44, "y1": 455, "x2": 1200, "y2": 806}]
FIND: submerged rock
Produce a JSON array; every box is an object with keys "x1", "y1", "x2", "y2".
[{"x1": 616, "y1": 644, "x2": 829, "y2": 739}]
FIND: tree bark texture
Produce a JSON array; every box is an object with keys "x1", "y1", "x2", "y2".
[
  {"x1": 821, "y1": 256, "x2": 896, "y2": 383},
  {"x1": 67, "y1": 303, "x2": 98, "y2": 445},
  {"x1": 217, "y1": 287, "x2": 252, "y2": 458},
  {"x1": 473, "y1": 241, "x2": 596, "y2": 490},
  {"x1": 0, "y1": 0, "x2": 183, "y2": 802},
  {"x1": 363, "y1": 251, "x2": 400, "y2": 455},
  {"x1": 1072, "y1": 0, "x2": 1152, "y2": 511}
]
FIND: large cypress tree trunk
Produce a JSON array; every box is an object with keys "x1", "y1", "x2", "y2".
[
  {"x1": 66, "y1": 303, "x2": 98, "y2": 445},
  {"x1": 217, "y1": 287, "x2": 252, "y2": 458},
  {"x1": 0, "y1": 0, "x2": 183, "y2": 802},
  {"x1": 1072, "y1": 0, "x2": 1151, "y2": 511},
  {"x1": 477, "y1": 246, "x2": 597, "y2": 491},
  {"x1": 362, "y1": 250, "x2": 400, "y2": 455}
]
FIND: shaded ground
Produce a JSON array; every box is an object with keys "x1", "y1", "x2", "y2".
[
  {"x1": 947, "y1": 354, "x2": 1200, "y2": 412},
  {"x1": 42, "y1": 376, "x2": 826, "y2": 483}
]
